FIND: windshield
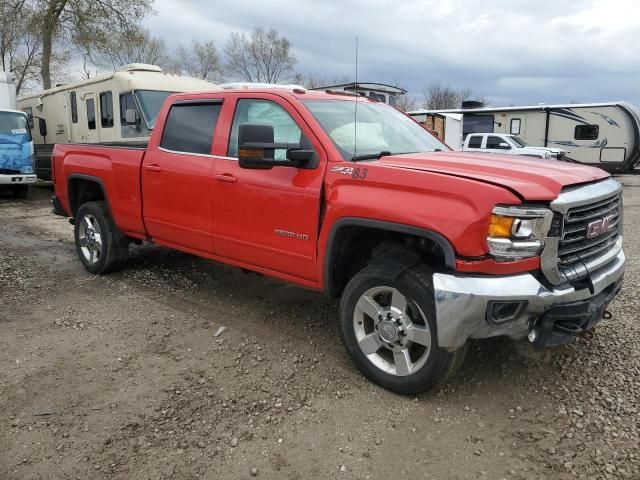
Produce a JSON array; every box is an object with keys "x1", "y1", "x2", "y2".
[
  {"x1": 0, "y1": 112, "x2": 31, "y2": 140},
  {"x1": 302, "y1": 99, "x2": 448, "y2": 160},
  {"x1": 510, "y1": 136, "x2": 529, "y2": 148},
  {"x1": 0, "y1": 111, "x2": 33, "y2": 173},
  {"x1": 134, "y1": 90, "x2": 176, "y2": 130}
]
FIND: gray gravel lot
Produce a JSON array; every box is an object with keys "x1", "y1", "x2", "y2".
[{"x1": 0, "y1": 178, "x2": 639, "y2": 479}]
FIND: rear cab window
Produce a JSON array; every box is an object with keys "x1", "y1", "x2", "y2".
[
  {"x1": 467, "y1": 135, "x2": 483, "y2": 148},
  {"x1": 160, "y1": 101, "x2": 222, "y2": 155}
]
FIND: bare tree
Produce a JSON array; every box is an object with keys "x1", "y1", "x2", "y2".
[
  {"x1": 171, "y1": 40, "x2": 221, "y2": 81},
  {"x1": 394, "y1": 94, "x2": 419, "y2": 113},
  {"x1": 0, "y1": 0, "x2": 42, "y2": 94},
  {"x1": 224, "y1": 27, "x2": 296, "y2": 83},
  {"x1": 90, "y1": 27, "x2": 168, "y2": 71},
  {"x1": 422, "y1": 82, "x2": 488, "y2": 109},
  {"x1": 36, "y1": 0, "x2": 155, "y2": 89},
  {"x1": 292, "y1": 72, "x2": 350, "y2": 89}
]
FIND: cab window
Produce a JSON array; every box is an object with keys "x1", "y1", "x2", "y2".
[
  {"x1": 160, "y1": 102, "x2": 221, "y2": 155},
  {"x1": 486, "y1": 136, "x2": 509, "y2": 149},
  {"x1": 119, "y1": 92, "x2": 146, "y2": 138},
  {"x1": 228, "y1": 99, "x2": 303, "y2": 160}
]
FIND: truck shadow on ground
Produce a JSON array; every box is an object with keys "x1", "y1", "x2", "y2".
[{"x1": 121, "y1": 243, "x2": 551, "y2": 395}]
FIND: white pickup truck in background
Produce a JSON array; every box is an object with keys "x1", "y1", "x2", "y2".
[{"x1": 462, "y1": 133, "x2": 567, "y2": 159}]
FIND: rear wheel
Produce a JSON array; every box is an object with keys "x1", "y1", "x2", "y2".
[
  {"x1": 74, "y1": 201, "x2": 129, "y2": 274},
  {"x1": 340, "y1": 265, "x2": 465, "y2": 394}
]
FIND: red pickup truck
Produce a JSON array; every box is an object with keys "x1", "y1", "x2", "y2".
[{"x1": 52, "y1": 86, "x2": 625, "y2": 394}]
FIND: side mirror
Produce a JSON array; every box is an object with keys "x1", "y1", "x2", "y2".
[
  {"x1": 498, "y1": 142, "x2": 511, "y2": 149},
  {"x1": 238, "y1": 123, "x2": 276, "y2": 170},
  {"x1": 238, "y1": 123, "x2": 314, "y2": 169},
  {"x1": 124, "y1": 108, "x2": 139, "y2": 126},
  {"x1": 38, "y1": 118, "x2": 47, "y2": 137}
]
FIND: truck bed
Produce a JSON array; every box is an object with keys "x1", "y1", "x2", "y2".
[{"x1": 53, "y1": 143, "x2": 148, "y2": 239}]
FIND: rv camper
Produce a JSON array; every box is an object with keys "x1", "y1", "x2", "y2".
[
  {"x1": 408, "y1": 102, "x2": 640, "y2": 173},
  {"x1": 1, "y1": 70, "x2": 36, "y2": 198},
  {"x1": 17, "y1": 64, "x2": 219, "y2": 180}
]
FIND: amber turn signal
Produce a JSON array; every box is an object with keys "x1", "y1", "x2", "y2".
[
  {"x1": 488, "y1": 215, "x2": 514, "y2": 238},
  {"x1": 238, "y1": 147, "x2": 264, "y2": 160}
]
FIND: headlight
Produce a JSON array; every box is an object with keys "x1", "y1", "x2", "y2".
[{"x1": 487, "y1": 206, "x2": 553, "y2": 260}]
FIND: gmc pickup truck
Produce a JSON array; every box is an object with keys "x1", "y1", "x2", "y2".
[{"x1": 52, "y1": 86, "x2": 625, "y2": 394}]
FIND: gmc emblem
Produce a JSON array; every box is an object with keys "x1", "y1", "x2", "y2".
[{"x1": 586, "y1": 214, "x2": 616, "y2": 239}]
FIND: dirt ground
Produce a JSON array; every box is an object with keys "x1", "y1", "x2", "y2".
[{"x1": 1, "y1": 178, "x2": 639, "y2": 480}]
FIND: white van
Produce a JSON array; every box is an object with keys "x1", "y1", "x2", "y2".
[{"x1": 18, "y1": 64, "x2": 219, "y2": 179}]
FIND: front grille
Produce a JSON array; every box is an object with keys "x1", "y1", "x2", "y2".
[{"x1": 558, "y1": 193, "x2": 621, "y2": 267}]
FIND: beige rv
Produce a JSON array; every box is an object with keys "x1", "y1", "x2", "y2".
[{"x1": 18, "y1": 64, "x2": 219, "y2": 179}]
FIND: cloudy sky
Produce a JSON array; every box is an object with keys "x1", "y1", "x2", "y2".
[{"x1": 144, "y1": 0, "x2": 640, "y2": 106}]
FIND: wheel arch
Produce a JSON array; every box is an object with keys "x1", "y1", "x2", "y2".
[
  {"x1": 323, "y1": 217, "x2": 457, "y2": 298},
  {"x1": 67, "y1": 174, "x2": 109, "y2": 217}
]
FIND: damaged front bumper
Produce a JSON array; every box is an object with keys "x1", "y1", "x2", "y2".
[{"x1": 432, "y1": 249, "x2": 625, "y2": 350}]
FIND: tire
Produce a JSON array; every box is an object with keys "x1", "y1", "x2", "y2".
[
  {"x1": 340, "y1": 264, "x2": 465, "y2": 395},
  {"x1": 74, "y1": 201, "x2": 129, "y2": 274},
  {"x1": 12, "y1": 186, "x2": 28, "y2": 199}
]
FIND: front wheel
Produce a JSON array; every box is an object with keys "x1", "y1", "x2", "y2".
[
  {"x1": 340, "y1": 265, "x2": 465, "y2": 395},
  {"x1": 74, "y1": 201, "x2": 129, "y2": 274}
]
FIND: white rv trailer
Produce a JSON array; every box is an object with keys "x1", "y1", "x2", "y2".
[
  {"x1": 408, "y1": 102, "x2": 640, "y2": 173},
  {"x1": 17, "y1": 64, "x2": 219, "y2": 179}
]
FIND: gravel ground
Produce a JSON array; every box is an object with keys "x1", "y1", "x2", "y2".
[{"x1": 0, "y1": 178, "x2": 639, "y2": 480}]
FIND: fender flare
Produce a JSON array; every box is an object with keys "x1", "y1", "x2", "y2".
[
  {"x1": 323, "y1": 217, "x2": 457, "y2": 297},
  {"x1": 67, "y1": 173, "x2": 109, "y2": 216}
]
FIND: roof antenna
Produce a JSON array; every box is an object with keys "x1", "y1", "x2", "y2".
[{"x1": 353, "y1": 36, "x2": 358, "y2": 161}]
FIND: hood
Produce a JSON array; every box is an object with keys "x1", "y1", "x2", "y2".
[{"x1": 378, "y1": 151, "x2": 608, "y2": 201}]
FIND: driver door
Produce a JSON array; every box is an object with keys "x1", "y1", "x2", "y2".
[{"x1": 212, "y1": 94, "x2": 326, "y2": 282}]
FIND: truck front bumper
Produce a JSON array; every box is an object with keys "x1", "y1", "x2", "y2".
[
  {"x1": 433, "y1": 249, "x2": 625, "y2": 350},
  {"x1": 0, "y1": 174, "x2": 37, "y2": 185}
]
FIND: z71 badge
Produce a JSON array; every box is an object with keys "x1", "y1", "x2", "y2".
[{"x1": 330, "y1": 166, "x2": 368, "y2": 179}]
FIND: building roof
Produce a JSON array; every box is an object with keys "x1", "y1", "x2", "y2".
[
  {"x1": 312, "y1": 82, "x2": 407, "y2": 95},
  {"x1": 408, "y1": 101, "x2": 634, "y2": 115}
]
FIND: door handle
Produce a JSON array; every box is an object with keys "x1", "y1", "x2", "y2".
[
  {"x1": 214, "y1": 174, "x2": 237, "y2": 183},
  {"x1": 145, "y1": 164, "x2": 163, "y2": 172}
]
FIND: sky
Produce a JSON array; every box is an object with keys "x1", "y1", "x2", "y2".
[{"x1": 144, "y1": 0, "x2": 640, "y2": 107}]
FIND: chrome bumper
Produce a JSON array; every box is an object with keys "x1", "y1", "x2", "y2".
[
  {"x1": 0, "y1": 174, "x2": 36, "y2": 185},
  {"x1": 432, "y1": 248, "x2": 625, "y2": 350}
]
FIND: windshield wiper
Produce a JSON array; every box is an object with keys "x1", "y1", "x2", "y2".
[{"x1": 351, "y1": 151, "x2": 391, "y2": 161}]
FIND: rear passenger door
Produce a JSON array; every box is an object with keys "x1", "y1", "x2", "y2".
[{"x1": 142, "y1": 99, "x2": 222, "y2": 253}]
